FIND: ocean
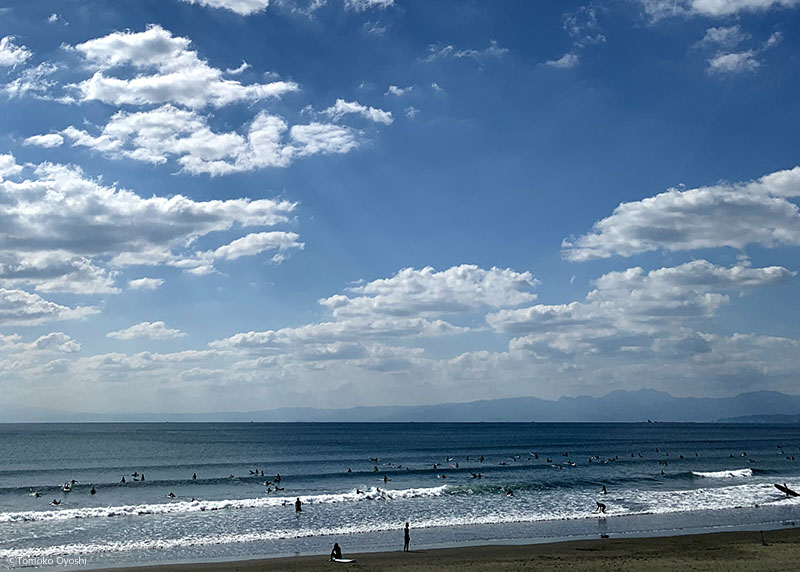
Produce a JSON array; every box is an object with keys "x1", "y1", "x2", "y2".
[{"x1": 1, "y1": 422, "x2": 799, "y2": 570}]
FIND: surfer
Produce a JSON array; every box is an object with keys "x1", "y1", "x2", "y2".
[
  {"x1": 50, "y1": 499, "x2": 61, "y2": 506},
  {"x1": 90, "y1": 486, "x2": 96, "y2": 495},
  {"x1": 601, "y1": 485, "x2": 607, "y2": 494},
  {"x1": 141, "y1": 473, "x2": 145, "y2": 481},
  {"x1": 167, "y1": 492, "x2": 176, "y2": 498},
  {"x1": 330, "y1": 542, "x2": 342, "y2": 561},
  {"x1": 295, "y1": 497, "x2": 302, "y2": 512},
  {"x1": 506, "y1": 489, "x2": 514, "y2": 497},
  {"x1": 120, "y1": 476, "x2": 126, "y2": 484},
  {"x1": 404, "y1": 522, "x2": 410, "y2": 552},
  {"x1": 594, "y1": 501, "x2": 606, "y2": 514},
  {"x1": 192, "y1": 473, "x2": 197, "y2": 480}
]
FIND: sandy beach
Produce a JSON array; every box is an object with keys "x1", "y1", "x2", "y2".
[{"x1": 89, "y1": 528, "x2": 800, "y2": 572}]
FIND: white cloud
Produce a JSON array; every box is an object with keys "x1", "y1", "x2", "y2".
[
  {"x1": 404, "y1": 106, "x2": 418, "y2": 119},
  {"x1": 423, "y1": 40, "x2": 509, "y2": 63},
  {"x1": 0, "y1": 36, "x2": 32, "y2": 67},
  {"x1": 707, "y1": 50, "x2": 760, "y2": 74},
  {"x1": 344, "y1": 0, "x2": 394, "y2": 11},
  {"x1": 319, "y1": 265, "x2": 539, "y2": 319},
  {"x1": 209, "y1": 231, "x2": 304, "y2": 261},
  {"x1": 0, "y1": 154, "x2": 300, "y2": 288},
  {"x1": 180, "y1": 0, "x2": 270, "y2": 15},
  {"x1": 385, "y1": 84, "x2": 414, "y2": 96},
  {"x1": 640, "y1": 0, "x2": 799, "y2": 18},
  {"x1": 34, "y1": 332, "x2": 81, "y2": 353},
  {"x1": 562, "y1": 166, "x2": 800, "y2": 260},
  {"x1": 696, "y1": 25, "x2": 749, "y2": 50},
  {"x1": 0, "y1": 288, "x2": 98, "y2": 326},
  {"x1": 489, "y1": 260, "x2": 793, "y2": 357},
  {"x1": 128, "y1": 277, "x2": 165, "y2": 290},
  {"x1": 68, "y1": 25, "x2": 298, "y2": 108},
  {"x1": 323, "y1": 98, "x2": 393, "y2": 124},
  {"x1": 56, "y1": 105, "x2": 360, "y2": 175},
  {"x1": 0, "y1": 154, "x2": 23, "y2": 178},
  {"x1": 546, "y1": 53, "x2": 579, "y2": 69},
  {"x1": 225, "y1": 61, "x2": 250, "y2": 75},
  {"x1": 107, "y1": 321, "x2": 187, "y2": 340},
  {"x1": 431, "y1": 82, "x2": 443, "y2": 92},
  {"x1": 23, "y1": 133, "x2": 64, "y2": 148},
  {"x1": 3, "y1": 62, "x2": 62, "y2": 100}
]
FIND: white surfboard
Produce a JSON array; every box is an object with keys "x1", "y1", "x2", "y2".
[{"x1": 332, "y1": 558, "x2": 355, "y2": 563}]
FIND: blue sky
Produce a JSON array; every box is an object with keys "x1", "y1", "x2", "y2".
[{"x1": 1, "y1": 0, "x2": 799, "y2": 418}]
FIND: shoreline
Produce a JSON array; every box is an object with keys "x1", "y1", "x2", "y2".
[{"x1": 81, "y1": 527, "x2": 800, "y2": 572}]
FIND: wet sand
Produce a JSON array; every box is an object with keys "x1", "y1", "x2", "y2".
[{"x1": 91, "y1": 527, "x2": 800, "y2": 572}]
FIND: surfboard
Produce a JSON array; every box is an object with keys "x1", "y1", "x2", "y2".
[
  {"x1": 774, "y1": 483, "x2": 799, "y2": 497},
  {"x1": 331, "y1": 558, "x2": 355, "y2": 563}
]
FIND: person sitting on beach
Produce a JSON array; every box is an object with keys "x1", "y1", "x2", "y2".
[
  {"x1": 404, "y1": 522, "x2": 410, "y2": 552},
  {"x1": 295, "y1": 497, "x2": 302, "y2": 512},
  {"x1": 594, "y1": 501, "x2": 606, "y2": 514},
  {"x1": 330, "y1": 542, "x2": 342, "y2": 561}
]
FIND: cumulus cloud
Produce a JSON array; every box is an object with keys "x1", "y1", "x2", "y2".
[
  {"x1": 489, "y1": 260, "x2": 793, "y2": 357},
  {"x1": 385, "y1": 84, "x2": 413, "y2": 96},
  {"x1": 55, "y1": 105, "x2": 359, "y2": 175},
  {"x1": 23, "y1": 133, "x2": 64, "y2": 148},
  {"x1": 0, "y1": 36, "x2": 32, "y2": 67},
  {"x1": 210, "y1": 264, "x2": 537, "y2": 371},
  {"x1": 0, "y1": 288, "x2": 98, "y2": 326},
  {"x1": 423, "y1": 40, "x2": 508, "y2": 63},
  {"x1": 323, "y1": 99, "x2": 393, "y2": 124},
  {"x1": 128, "y1": 277, "x2": 165, "y2": 290},
  {"x1": 68, "y1": 25, "x2": 297, "y2": 108},
  {"x1": 546, "y1": 53, "x2": 579, "y2": 69},
  {"x1": 180, "y1": 0, "x2": 270, "y2": 15},
  {"x1": 319, "y1": 265, "x2": 539, "y2": 318},
  {"x1": 707, "y1": 50, "x2": 760, "y2": 74},
  {"x1": 34, "y1": 332, "x2": 81, "y2": 353},
  {"x1": 640, "y1": 0, "x2": 799, "y2": 18},
  {"x1": 562, "y1": 166, "x2": 800, "y2": 260},
  {"x1": 0, "y1": 154, "x2": 301, "y2": 290},
  {"x1": 108, "y1": 321, "x2": 187, "y2": 340}
]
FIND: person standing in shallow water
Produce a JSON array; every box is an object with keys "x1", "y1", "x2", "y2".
[
  {"x1": 403, "y1": 522, "x2": 410, "y2": 552},
  {"x1": 295, "y1": 497, "x2": 302, "y2": 512}
]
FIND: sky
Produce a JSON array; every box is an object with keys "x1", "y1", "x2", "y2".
[{"x1": 1, "y1": 0, "x2": 800, "y2": 419}]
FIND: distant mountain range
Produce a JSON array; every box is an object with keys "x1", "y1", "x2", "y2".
[{"x1": 4, "y1": 389, "x2": 800, "y2": 423}]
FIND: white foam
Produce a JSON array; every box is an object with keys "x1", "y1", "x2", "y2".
[
  {"x1": 692, "y1": 469, "x2": 753, "y2": 479},
  {"x1": 0, "y1": 485, "x2": 448, "y2": 524},
  {"x1": 2, "y1": 482, "x2": 798, "y2": 561}
]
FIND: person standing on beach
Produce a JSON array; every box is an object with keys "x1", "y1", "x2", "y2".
[{"x1": 403, "y1": 522, "x2": 410, "y2": 552}]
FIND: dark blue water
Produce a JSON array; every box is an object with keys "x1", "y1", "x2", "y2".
[{"x1": 1, "y1": 423, "x2": 799, "y2": 569}]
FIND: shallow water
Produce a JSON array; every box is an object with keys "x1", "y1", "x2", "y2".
[{"x1": 1, "y1": 422, "x2": 799, "y2": 569}]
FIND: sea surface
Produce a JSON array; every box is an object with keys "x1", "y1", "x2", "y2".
[{"x1": 1, "y1": 422, "x2": 799, "y2": 570}]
